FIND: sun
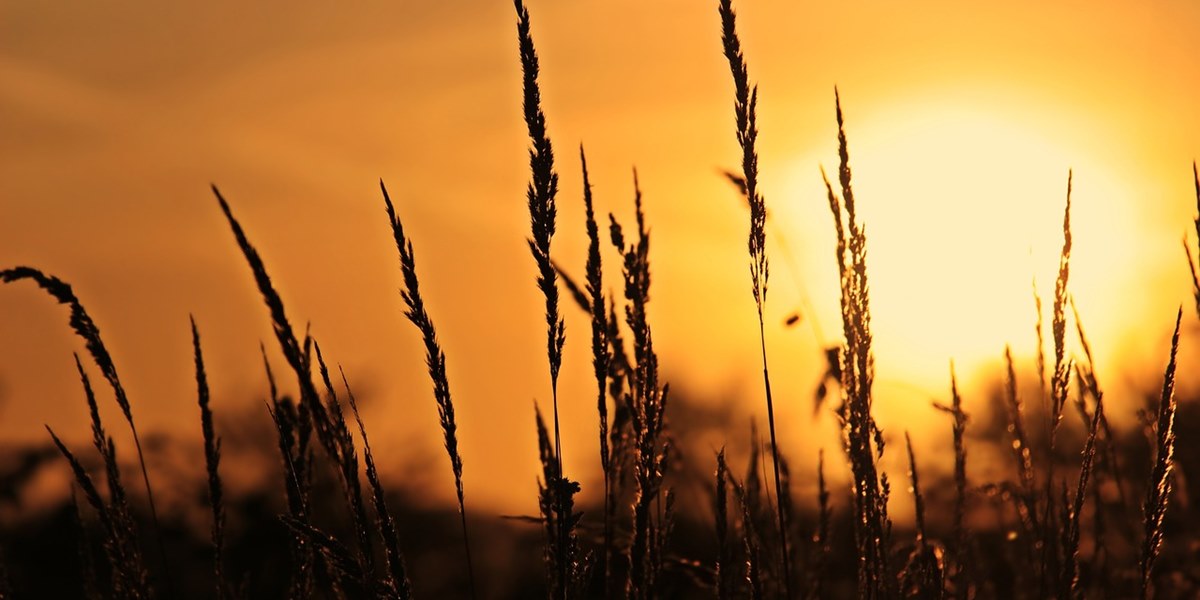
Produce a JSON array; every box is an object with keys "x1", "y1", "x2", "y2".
[{"x1": 776, "y1": 100, "x2": 1148, "y2": 421}]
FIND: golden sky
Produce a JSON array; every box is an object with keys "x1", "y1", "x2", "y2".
[{"x1": 2, "y1": 0, "x2": 1199, "y2": 515}]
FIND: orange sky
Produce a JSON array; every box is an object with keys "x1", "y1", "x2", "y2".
[{"x1": 2, "y1": 0, "x2": 1199, "y2": 516}]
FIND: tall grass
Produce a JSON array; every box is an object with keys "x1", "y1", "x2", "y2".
[
  {"x1": 717, "y1": 1, "x2": 792, "y2": 594},
  {"x1": 899, "y1": 431, "x2": 941, "y2": 597},
  {"x1": 610, "y1": 173, "x2": 671, "y2": 599},
  {"x1": 381, "y1": 181, "x2": 476, "y2": 598},
  {"x1": 52, "y1": 354, "x2": 150, "y2": 598},
  {"x1": 714, "y1": 448, "x2": 730, "y2": 599},
  {"x1": 1140, "y1": 308, "x2": 1182, "y2": 598},
  {"x1": 215, "y1": 187, "x2": 418, "y2": 597},
  {"x1": 0, "y1": 268, "x2": 170, "y2": 590},
  {"x1": 1186, "y1": 162, "x2": 1200, "y2": 317},
  {"x1": 822, "y1": 90, "x2": 893, "y2": 600},
  {"x1": 1002, "y1": 345, "x2": 1038, "y2": 557},
  {"x1": 5, "y1": 6, "x2": 1200, "y2": 600},
  {"x1": 213, "y1": 187, "x2": 339, "y2": 464},
  {"x1": 578, "y1": 146, "x2": 615, "y2": 597},
  {"x1": 190, "y1": 318, "x2": 226, "y2": 599},
  {"x1": 1042, "y1": 172, "x2": 1073, "y2": 596},
  {"x1": 342, "y1": 368, "x2": 414, "y2": 600},
  {"x1": 513, "y1": 2, "x2": 578, "y2": 596},
  {"x1": 933, "y1": 364, "x2": 968, "y2": 599}
]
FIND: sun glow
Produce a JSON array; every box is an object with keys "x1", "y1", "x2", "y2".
[{"x1": 779, "y1": 102, "x2": 1149, "y2": 416}]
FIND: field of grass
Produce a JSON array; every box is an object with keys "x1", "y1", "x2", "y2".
[{"x1": 1, "y1": 1, "x2": 1199, "y2": 598}]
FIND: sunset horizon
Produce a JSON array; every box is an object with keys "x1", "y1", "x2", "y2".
[{"x1": 2, "y1": 0, "x2": 1198, "y2": 597}]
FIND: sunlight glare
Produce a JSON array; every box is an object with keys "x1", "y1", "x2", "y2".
[{"x1": 781, "y1": 103, "x2": 1144, "y2": 415}]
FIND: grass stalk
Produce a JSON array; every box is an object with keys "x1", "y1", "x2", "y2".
[
  {"x1": 1033, "y1": 279, "x2": 1048, "y2": 405},
  {"x1": 1071, "y1": 299, "x2": 1131, "y2": 537},
  {"x1": 1003, "y1": 347, "x2": 1037, "y2": 530},
  {"x1": 577, "y1": 146, "x2": 615, "y2": 597},
  {"x1": 0, "y1": 268, "x2": 169, "y2": 590},
  {"x1": 610, "y1": 174, "x2": 670, "y2": 599},
  {"x1": 341, "y1": 368, "x2": 414, "y2": 599},
  {"x1": 190, "y1": 318, "x2": 226, "y2": 599},
  {"x1": 900, "y1": 431, "x2": 941, "y2": 597},
  {"x1": 715, "y1": 449, "x2": 729, "y2": 599},
  {"x1": 1140, "y1": 308, "x2": 1182, "y2": 598},
  {"x1": 822, "y1": 90, "x2": 892, "y2": 599},
  {"x1": 716, "y1": 1, "x2": 791, "y2": 594},
  {"x1": 380, "y1": 181, "x2": 476, "y2": 598},
  {"x1": 1042, "y1": 171, "x2": 1073, "y2": 594},
  {"x1": 727, "y1": 467, "x2": 763, "y2": 600},
  {"x1": 806, "y1": 448, "x2": 831, "y2": 600},
  {"x1": 534, "y1": 404, "x2": 582, "y2": 599},
  {"x1": 71, "y1": 486, "x2": 102, "y2": 600},
  {"x1": 312, "y1": 343, "x2": 378, "y2": 586},
  {"x1": 934, "y1": 363, "x2": 969, "y2": 599},
  {"x1": 1187, "y1": 162, "x2": 1200, "y2": 317},
  {"x1": 212, "y1": 186, "x2": 341, "y2": 466},
  {"x1": 1062, "y1": 378, "x2": 1102, "y2": 598},
  {"x1": 514, "y1": 2, "x2": 573, "y2": 595},
  {"x1": 265, "y1": 399, "x2": 314, "y2": 597}
]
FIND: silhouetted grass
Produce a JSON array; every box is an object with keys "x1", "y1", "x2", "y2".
[
  {"x1": 578, "y1": 146, "x2": 615, "y2": 597},
  {"x1": 381, "y1": 181, "x2": 475, "y2": 598},
  {"x1": 190, "y1": 318, "x2": 226, "y2": 599},
  {"x1": 714, "y1": 448, "x2": 730, "y2": 600},
  {"x1": 1187, "y1": 162, "x2": 1200, "y2": 317},
  {"x1": 806, "y1": 448, "x2": 831, "y2": 600},
  {"x1": 933, "y1": 364, "x2": 969, "y2": 599},
  {"x1": 823, "y1": 89, "x2": 893, "y2": 600},
  {"x1": 2, "y1": 5, "x2": 1200, "y2": 600},
  {"x1": 0, "y1": 268, "x2": 169, "y2": 589},
  {"x1": 610, "y1": 171, "x2": 671, "y2": 600},
  {"x1": 342, "y1": 368, "x2": 414, "y2": 600},
  {"x1": 514, "y1": 2, "x2": 578, "y2": 595},
  {"x1": 718, "y1": 1, "x2": 793, "y2": 593},
  {"x1": 1140, "y1": 308, "x2": 1182, "y2": 598}
]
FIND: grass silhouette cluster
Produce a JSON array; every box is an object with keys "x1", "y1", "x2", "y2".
[{"x1": 1, "y1": 1, "x2": 1198, "y2": 598}]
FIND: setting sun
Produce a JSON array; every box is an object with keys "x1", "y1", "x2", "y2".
[{"x1": 776, "y1": 103, "x2": 1150, "y2": 410}]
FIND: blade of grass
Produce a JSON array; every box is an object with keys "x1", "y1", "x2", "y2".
[
  {"x1": 212, "y1": 186, "x2": 341, "y2": 466},
  {"x1": 715, "y1": 449, "x2": 729, "y2": 600},
  {"x1": 934, "y1": 363, "x2": 969, "y2": 599},
  {"x1": 822, "y1": 90, "x2": 892, "y2": 599},
  {"x1": 574, "y1": 146, "x2": 616, "y2": 597},
  {"x1": 1140, "y1": 308, "x2": 1182, "y2": 598},
  {"x1": 1188, "y1": 162, "x2": 1200, "y2": 317},
  {"x1": 341, "y1": 367, "x2": 413, "y2": 600},
  {"x1": 717, "y1": 2, "x2": 791, "y2": 593},
  {"x1": 381, "y1": 181, "x2": 476, "y2": 598},
  {"x1": 191, "y1": 318, "x2": 226, "y2": 599},
  {"x1": 312, "y1": 342, "x2": 378, "y2": 587},
  {"x1": 514, "y1": 3, "x2": 573, "y2": 595}
]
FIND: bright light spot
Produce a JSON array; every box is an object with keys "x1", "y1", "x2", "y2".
[{"x1": 779, "y1": 102, "x2": 1146, "y2": 421}]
